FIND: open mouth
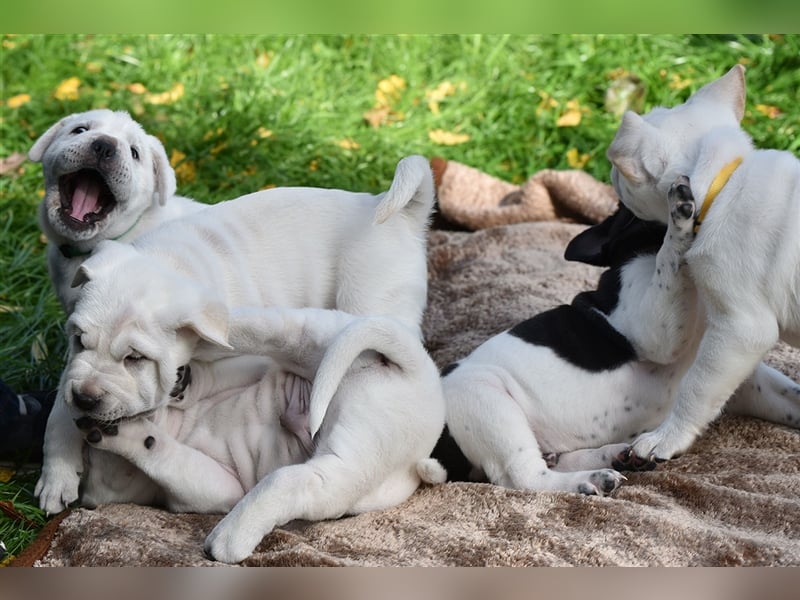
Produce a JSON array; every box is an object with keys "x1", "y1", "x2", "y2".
[{"x1": 58, "y1": 169, "x2": 117, "y2": 229}]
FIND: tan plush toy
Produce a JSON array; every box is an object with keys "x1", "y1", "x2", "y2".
[{"x1": 430, "y1": 157, "x2": 619, "y2": 230}]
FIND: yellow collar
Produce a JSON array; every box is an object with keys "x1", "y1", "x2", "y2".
[{"x1": 693, "y1": 157, "x2": 743, "y2": 234}]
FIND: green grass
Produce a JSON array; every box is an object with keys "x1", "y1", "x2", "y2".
[{"x1": 1, "y1": 33, "x2": 798, "y2": 563}]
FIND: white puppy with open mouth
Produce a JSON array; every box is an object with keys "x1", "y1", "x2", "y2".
[
  {"x1": 606, "y1": 65, "x2": 800, "y2": 461},
  {"x1": 35, "y1": 154, "x2": 436, "y2": 516},
  {"x1": 29, "y1": 109, "x2": 205, "y2": 312},
  {"x1": 72, "y1": 305, "x2": 445, "y2": 565}
]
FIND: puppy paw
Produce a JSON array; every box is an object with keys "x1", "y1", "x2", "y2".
[
  {"x1": 612, "y1": 447, "x2": 658, "y2": 471},
  {"x1": 667, "y1": 175, "x2": 696, "y2": 246},
  {"x1": 78, "y1": 416, "x2": 161, "y2": 459},
  {"x1": 35, "y1": 464, "x2": 81, "y2": 515},
  {"x1": 577, "y1": 469, "x2": 626, "y2": 496},
  {"x1": 204, "y1": 510, "x2": 267, "y2": 564},
  {"x1": 630, "y1": 423, "x2": 695, "y2": 462}
]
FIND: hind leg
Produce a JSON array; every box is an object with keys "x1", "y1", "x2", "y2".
[
  {"x1": 444, "y1": 368, "x2": 624, "y2": 495},
  {"x1": 726, "y1": 361, "x2": 800, "y2": 428},
  {"x1": 204, "y1": 452, "x2": 372, "y2": 564}
]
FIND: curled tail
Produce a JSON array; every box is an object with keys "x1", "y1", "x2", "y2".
[
  {"x1": 308, "y1": 316, "x2": 426, "y2": 438},
  {"x1": 373, "y1": 155, "x2": 435, "y2": 227}
]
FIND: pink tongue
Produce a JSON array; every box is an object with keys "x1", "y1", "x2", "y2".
[{"x1": 70, "y1": 178, "x2": 102, "y2": 221}]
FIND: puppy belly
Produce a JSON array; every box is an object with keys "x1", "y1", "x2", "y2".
[
  {"x1": 451, "y1": 335, "x2": 676, "y2": 453},
  {"x1": 179, "y1": 374, "x2": 309, "y2": 491}
]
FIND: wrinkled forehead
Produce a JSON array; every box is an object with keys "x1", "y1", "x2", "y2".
[{"x1": 68, "y1": 300, "x2": 165, "y2": 357}]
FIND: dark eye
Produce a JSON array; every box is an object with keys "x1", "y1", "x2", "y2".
[
  {"x1": 71, "y1": 126, "x2": 88, "y2": 134},
  {"x1": 131, "y1": 146, "x2": 140, "y2": 160}
]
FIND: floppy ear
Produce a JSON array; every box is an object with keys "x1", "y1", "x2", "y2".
[
  {"x1": 28, "y1": 117, "x2": 69, "y2": 162},
  {"x1": 148, "y1": 134, "x2": 177, "y2": 206},
  {"x1": 606, "y1": 111, "x2": 667, "y2": 184},
  {"x1": 70, "y1": 240, "x2": 138, "y2": 288},
  {"x1": 565, "y1": 206, "x2": 630, "y2": 266},
  {"x1": 687, "y1": 64, "x2": 746, "y2": 122},
  {"x1": 179, "y1": 300, "x2": 233, "y2": 350},
  {"x1": 71, "y1": 264, "x2": 91, "y2": 288}
]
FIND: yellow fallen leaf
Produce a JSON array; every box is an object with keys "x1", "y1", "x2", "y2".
[
  {"x1": 428, "y1": 129, "x2": 470, "y2": 146},
  {"x1": 363, "y1": 106, "x2": 391, "y2": 128},
  {"x1": 566, "y1": 148, "x2": 590, "y2": 169},
  {"x1": 536, "y1": 90, "x2": 558, "y2": 116},
  {"x1": 145, "y1": 82, "x2": 184, "y2": 105},
  {"x1": 54, "y1": 77, "x2": 81, "y2": 101},
  {"x1": 169, "y1": 148, "x2": 186, "y2": 167},
  {"x1": 127, "y1": 82, "x2": 147, "y2": 95},
  {"x1": 375, "y1": 74, "x2": 406, "y2": 107},
  {"x1": 668, "y1": 73, "x2": 693, "y2": 91},
  {"x1": 203, "y1": 127, "x2": 224, "y2": 141},
  {"x1": 556, "y1": 99, "x2": 583, "y2": 127},
  {"x1": 0, "y1": 467, "x2": 14, "y2": 483},
  {"x1": 257, "y1": 127, "x2": 273, "y2": 139},
  {"x1": 756, "y1": 103, "x2": 782, "y2": 119},
  {"x1": 309, "y1": 158, "x2": 319, "y2": 171},
  {"x1": 335, "y1": 138, "x2": 360, "y2": 150},
  {"x1": 256, "y1": 51, "x2": 271, "y2": 69},
  {"x1": 170, "y1": 149, "x2": 196, "y2": 183},
  {"x1": 6, "y1": 93, "x2": 31, "y2": 108},
  {"x1": 210, "y1": 142, "x2": 228, "y2": 156},
  {"x1": 426, "y1": 81, "x2": 464, "y2": 114}
]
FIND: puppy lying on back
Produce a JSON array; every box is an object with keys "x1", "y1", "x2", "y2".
[
  {"x1": 607, "y1": 64, "x2": 800, "y2": 461},
  {"x1": 73, "y1": 307, "x2": 445, "y2": 564},
  {"x1": 29, "y1": 109, "x2": 204, "y2": 312},
  {"x1": 436, "y1": 187, "x2": 800, "y2": 493}
]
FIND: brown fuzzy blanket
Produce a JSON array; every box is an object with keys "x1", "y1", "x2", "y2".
[
  {"x1": 17, "y1": 222, "x2": 800, "y2": 566},
  {"x1": 17, "y1": 220, "x2": 800, "y2": 567}
]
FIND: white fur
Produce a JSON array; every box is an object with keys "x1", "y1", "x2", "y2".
[
  {"x1": 29, "y1": 109, "x2": 205, "y2": 312},
  {"x1": 79, "y1": 308, "x2": 445, "y2": 564},
  {"x1": 607, "y1": 65, "x2": 800, "y2": 460},
  {"x1": 35, "y1": 155, "x2": 436, "y2": 515}
]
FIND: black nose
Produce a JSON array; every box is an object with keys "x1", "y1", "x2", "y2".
[
  {"x1": 72, "y1": 386, "x2": 100, "y2": 411},
  {"x1": 91, "y1": 137, "x2": 117, "y2": 161}
]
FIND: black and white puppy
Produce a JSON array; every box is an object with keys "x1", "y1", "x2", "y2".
[{"x1": 435, "y1": 185, "x2": 800, "y2": 494}]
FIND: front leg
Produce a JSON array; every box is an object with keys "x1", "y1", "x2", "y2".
[
  {"x1": 82, "y1": 418, "x2": 245, "y2": 513},
  {"x1": 610, "y1": 176, "x2": 699, "y2": 364},
  {"x1": 34, "y1": 383, "x2": 84, "y2": 515}
]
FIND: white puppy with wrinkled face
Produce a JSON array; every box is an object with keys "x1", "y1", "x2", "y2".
[
  {"x1": 29, "y1": 109, "x2": 204, "y2": 312},
  {"x1": 74, "y1": 306, "x2": 445, "y2": 565},
  {"x1": 35, "y1": 155, "x2": 436, "y2": 515},
  {"x1": 607, "y1": 64, "x2": 800, "y2": 461}
]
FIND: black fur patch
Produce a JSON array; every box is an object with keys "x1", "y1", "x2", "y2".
[
  {"x1": 430, "y1": 426, "x2": 473, "y2": 482},
  {"x1": 508, "y1": 206, "x2": 667, "y2": 373},
  {"x1": 170, "y1": 364, "x2": 192, "y2": 398},
  {"x1": 508, "y1": 298, "x2": 636, "y2": 372}
]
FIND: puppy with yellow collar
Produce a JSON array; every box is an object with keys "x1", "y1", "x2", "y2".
[{"x1": 607, "y1": 65, "x2": 800, "y2": 461}]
